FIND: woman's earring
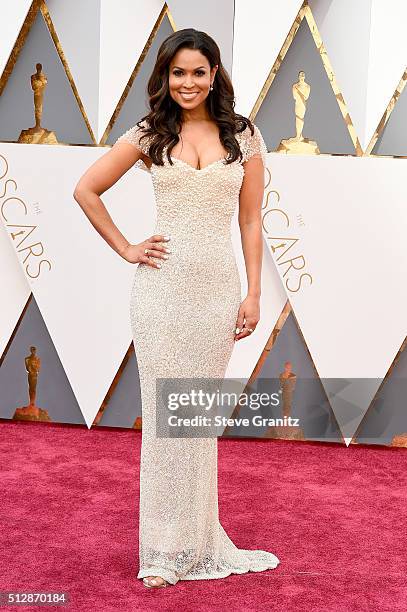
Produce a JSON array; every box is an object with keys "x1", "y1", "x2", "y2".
[{"x1": 210, "y1": 83, "x2": 213, "y2": 91}]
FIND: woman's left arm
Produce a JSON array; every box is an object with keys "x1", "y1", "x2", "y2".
[{"x1": 235, "y1": 153, "x2": 265, "y2": 342}]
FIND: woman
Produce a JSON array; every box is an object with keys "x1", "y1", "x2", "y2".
[{"x1": 73, "y1": 28, "x2": 280, "y2": 588}]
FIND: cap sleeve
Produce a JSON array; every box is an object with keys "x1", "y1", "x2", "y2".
[
  {"x1": 239, "y1": 123, "x2": 267, "y2": 166},
  {"x1": 114, "y1": 120, "x2": 151, "y2": 173}
]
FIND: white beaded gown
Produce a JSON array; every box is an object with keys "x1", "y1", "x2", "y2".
[{"x1": 115, "y1": 120, "x2": 280, "y2": 584}]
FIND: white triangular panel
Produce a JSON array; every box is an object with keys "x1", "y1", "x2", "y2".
[
  {"x1": 232, "y1": 0, "x2": 304, "y2": 117},
  {"x1": 365, "y1": 0, "x2": 407, "y2": 151},
  {"x1": 262, "y1": 153, "x2": 407, "y2": 439},
  {"x1": 310, "y1": 0, "x2": 407, "y2": 151},
  {"x1": 0, "y1": 222, "x2": 31, "y2": 356},
  {"x1": 98, "y1": 0, "x2": 164, "y2": 141},
  {"x1": 309, "y1": 0, "x2": 372, "y2": 149},
  {"x1": 0, "y1": 143, "x2": 156, "y2": 427},
  {"x1": 0, "y1": 0, "x2": 32, "y2": 80}
]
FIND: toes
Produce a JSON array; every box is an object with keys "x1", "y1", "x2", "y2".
[{"x1": 143, "y1": 575, "x2": 167, "y2": 587}]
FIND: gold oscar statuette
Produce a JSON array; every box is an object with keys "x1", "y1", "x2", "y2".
[
  {"x1": 265, "y1": 361, "x2": 304, "y2": 440},
  {"x1": 277, "y1": 361, "x2": 304, "y2": 439},
  {"x1": 277, "y1": 71, "x2": 320, "y2": 155},
  {"x1": 13, "y1": 346, "x2": 51, "y2": 421},
  {"x1": 18, "y1": 63, "x2": 58, "y2": 144},
  {"x1": 391, "y1": 433, "x2": 407, "y2": 447}
]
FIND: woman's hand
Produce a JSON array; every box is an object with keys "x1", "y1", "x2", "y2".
[
  {"x1": 234, "y1": 295, "x2": 260, "y2": 341},
  {"x1": 122, "y1": 234, "x2": 171, "y2": 268}
]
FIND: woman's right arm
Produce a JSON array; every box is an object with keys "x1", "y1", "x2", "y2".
[{"x1": 72, "y1": 139, "x2": 168, "y2": 267}]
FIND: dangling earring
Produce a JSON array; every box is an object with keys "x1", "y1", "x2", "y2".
[{"x1": 209, "y1": 83, "x2": 213, "y2": 91}]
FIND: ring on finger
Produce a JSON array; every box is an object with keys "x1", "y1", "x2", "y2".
[{"x1": 144, "y1": 248, "x2": 150, "y2": 256}]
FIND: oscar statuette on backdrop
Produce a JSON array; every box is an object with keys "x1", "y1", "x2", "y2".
[
  {"x1": 18, "y1": 63, "x2": 58, "y2": 144},
  {"x1": 277, "y1": 71, "x2": 320, "y2": 155},
  {"x1": 277, "y1": 361, "x2": 304, "y2": 440},
  {"x1": 265, "y1": 361, "x2": 304, "y2": 440},
  {"x1": 13, "y1": 346, "x2": 51, "y2": 421},
  {"x1": 391, "y1": 433, "x2": 407, "y2": 448}
]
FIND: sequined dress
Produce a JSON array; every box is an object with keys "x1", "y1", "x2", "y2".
[{"x1": 115, "y1": 120, "x2": 280, "y2": 584}]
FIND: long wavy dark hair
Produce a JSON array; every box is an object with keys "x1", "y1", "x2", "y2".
[{"x1": 136, "y1": 28, "x2": 254, "y2": 167}]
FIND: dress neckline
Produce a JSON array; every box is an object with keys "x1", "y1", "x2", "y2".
[
  {"x1": 162, "y1": 142, "x2": 231, "y2": 172},
  {"x1": 170, "y1": 155, "x2": 228, "y2": 172}
]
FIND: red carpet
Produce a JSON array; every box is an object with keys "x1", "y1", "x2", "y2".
[{"x1": 0, "y1": 420, "x2": 406, "y2": 611}]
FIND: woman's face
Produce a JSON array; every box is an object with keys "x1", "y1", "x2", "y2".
[{"x1": 168, "y1": 48, "x2": 217, "y2": 111}]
